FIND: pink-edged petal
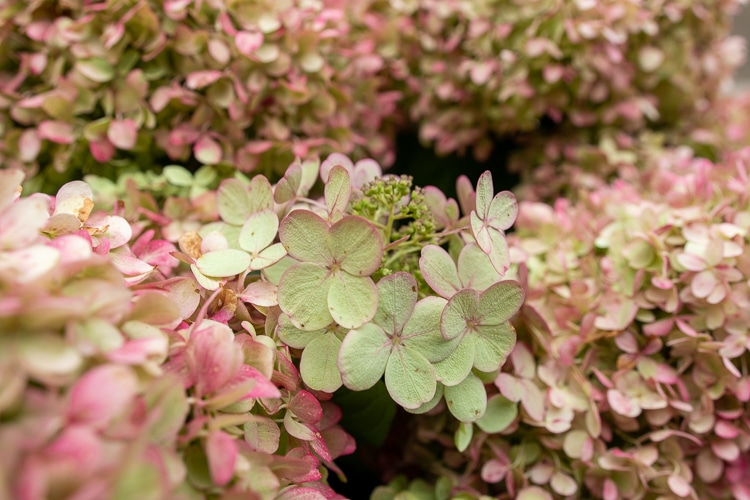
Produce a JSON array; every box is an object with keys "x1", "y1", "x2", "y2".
[
  {"x1": 87, "y1": 214, "x2": 132, "y2": 248},
  {"x1": 54, "y1": 180, "x2": 93, "y2": 217},
  {"x1": 0, "y1": 169, "x2": 24, "y2": 211},
  {"x1": 279, "y1": 210, "x2": 331, "y2": 265},
  {"x1": 194, "y1": 136, "x2": 222, "y2": 165},
  {"x1": 324, "y1": 166, "x2": 351, "y2": 221},
  {"x1": 239, "y1": 280, "x2": 278, "y2": 307},
  {"x1": 90, "y1": 139, "x2": 115, "y2": 162},
  {"x1": 474, "y1": 171, "x2": 494, "y2": 219},
  {"x1": 0, "y1": 245, "x2": 60, "y2": 283},
  {"x1": 250, "y1": 243, "x2": 287, "y2": 271},
  {"x1": 0, "y1": 196, "x2": 50, "y2": 250},
  {"x1": 107, "y1": 118, "x2": 138, "y2": 150},
  {"x1": 239, "y1": 365, "x2": 281, "y2": 399},
  {"x1": 19, "y1": 129, "x2": 42, "y2": 162},
  {"x1": 134, "y1": 239, "x2": 179, "y2": 269},
  {"x1": 481, "y1": 458, "x2": 509, "y2": 483},
  {"x1": 320, "y1": 426, "x2": 356, "y2": 460},
  {"x1": 495, "y1": 373, "x2": 523, "y2": 402},
  {"x1": 106, "y1": 336, "x2": 168, "y2": 364},
  {"x1": 351, "y1": 159, "x2": 381, "y2": 189},
  {"x1": 319, "y1": 153, "x2": 354, "y2": 183},
  {"x1": 676, "y1": 252, "x2": 706, "y2": 271},
  {"x1": 205, "y1": 430, "x2": 237, "y2": 486},
  {"x1": 289, "y1": 390, "x2": 323, "y2": 425},
  {"x1": 235, "y1": 31, "x2": 264, "y2": 56},
  {"x1": 470, "y1": 211, "x2": 492, "y2": 253},
  {"x1": 691, "y1": 270, "x2": 717, "y2": 299},
  {"x1": 38, "y1": 120, "x2": 75, "y2": 144},
  {"x1": 329, "y1": 216, "x2": 383, "y2": 276},
  {"x1": 419, "y1": 245, "x2": 461, "y2": 299},
  {"x1": 45, "y1": 424, "x2": 102, "y2": 473},
  {"x1": 519, "y1": 379, "x2": 546, "y2": 421},
  {"x1": 189, "y1": 323, "x2": 243, "y2": 396},
  {"x1": 486, "y1": 191, "x2": 518, "y2": 231},
  {"x1": 67, "y1": 364, "x2": 139, "y2": 428},
  {"x1": 373, "y1": 272, "x2": 418, "y2": 334},
  {"x1": 239, "y1": 210, "x2": 279, "y2": 254},
  {"x1": 607, "y1": 389, "x2": 640, "y2": 418},
  {"x1": 110, "y1": 253, "x2": 154, "y2": 278},
  {"x1": 186, "y1": 70, "x2": 223, "y2": 90}
]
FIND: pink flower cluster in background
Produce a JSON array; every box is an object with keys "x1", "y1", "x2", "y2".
[
  {"x1": 0, "y1": 0, "x2": 745, "y2": 193},
  {"x1": 350, "y1": 0, "x2": 745, "y2": 159},
  {"x1": 0, "y1": 0, "x2": 398, "y2": 192}
]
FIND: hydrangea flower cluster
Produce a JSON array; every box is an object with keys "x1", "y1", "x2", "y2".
[
  {"x1": 1, "y1": 0, "x2": 397, "y2": 192},
  {"x1": 509, "y1": 90, "x2": 750, "y2": 203},
  {"x1": 0, "y1": 153, "x2": 525, "y2": 498},
  {"x1": 373, "y1": 146, "x2": 750, "y2": 499},
  {"x1": 0, "y1": 167, "x2": 358, "y2": 499},
  {"x1": 350, "y1": 0, "x2": 745, "y2": 158}
]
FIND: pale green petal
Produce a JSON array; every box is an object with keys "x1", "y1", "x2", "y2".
[
  {"x1": 419, "y1": 245, "x2": 461, "y2": 298},
  {"x1": 486, "y1": 191, "x2": 518, "y2": 231},
  {"x1": 486, "y1": 228, "x2": 511, "y2": 275},
  {"x1": 195, "y1": 249, "x2": 251, "y2": 277},
  {"x1": 474, "y1": 171, "x2": 494, "y2": 220},
  {"x1": 473, "y1": 322, "x2": 516, "y2": 372},
  {"x1": 441, "y1": 288, "x2": 479, "y2": 340},
  {"x1": 246, "y1": 175, "x2": 274, "y2": 213},
  {"x1": 404, "y1": 382, "x2": 444, "y2": 415},
  {"x1": 163, "y1": 165, "x2": 193, "y2": 187},
  {"x1": 19, "y1": 333, "x2": 83, "y2": 379},
  {"x1": 276, "y1": 313, "x2": 324, "y2": 349},
  {"x1": 471, "y1": 211, "x2": 491, "y2": 254},
  {"x1": 328, "y1": 273, "x2": 378, "y2": 329},
  {"x1": 239, "y1": 210, "x2": 279, "y2": 254},
  {"x1": 457, "y1": 243, "x2": 501, "y2": 291},
  {"x1": 478, "y1": 281, "x2": 524, "y2": 325},
  {"x1": 433, "y1": 336, "x2": 475, "y2": 386},
  {"x1": 262, "y1": 255, "x2": 296, "y2": 285},
  {"x1": 403, "y1": 296, "x2": 458, "y2": 363},
  {"x1": 249, "y1": 243, "x2": 287, "y2": 271},
  {"x1": 455, "y1": 421, "x2": 473, "y2": 452},
  {"x1": 190, "y1": 264, "x2": 222, "y2": 291},
  {"x1": 475, "y1": 394, "x2": 517, "y2": 433},
  {"x1": 373, "y1": 272, "x2": 418, "y2": 334},
  {"x1": 338, "y1": 323, "x2": 390, "y2": 391},
  {"x1": 324, "y1": 165, "x2": 351, "y2": 221},
  {"x1": 300, "y1": 333, "x2": 343, "y2": 393},
  {"x1": 385, "y1": 345, "x2": 436, "y2": 410},
  {"x1": 217, "y1": 178, "x2": 251, "y2": 225},
  {"x1": 444, "y1": 372, "x2": 487, "y2": 422},
  {"x1": 274, "y1": 164, "x2": 302, "y2": 204},
  {"x1": 329, "y1": 216, "x2": 383, "y2": 276},
  {"x1": 278, "y1": 263, "x2": 333, "y2": 331},
  {"x1": 279, "y1": 210, "x2": 331, "y2": 265}
]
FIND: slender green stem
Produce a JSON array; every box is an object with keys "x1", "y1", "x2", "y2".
[{"x1": 383, "y1": 205, "x2": 396, "y2": 243}]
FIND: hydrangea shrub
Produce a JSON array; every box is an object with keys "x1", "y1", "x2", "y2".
[{"x1": 0, "y1": 155, "x2": 524, "y2": 499}]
